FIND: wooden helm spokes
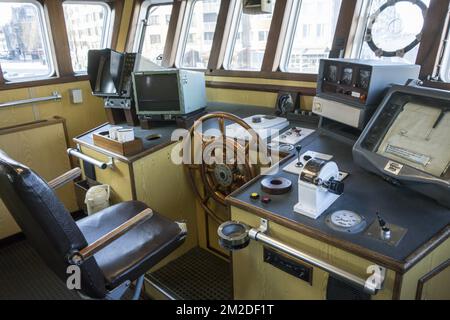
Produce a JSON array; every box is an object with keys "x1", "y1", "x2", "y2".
[{"x1": 183, "y1": 112, "x2": 270, "y2": 223}]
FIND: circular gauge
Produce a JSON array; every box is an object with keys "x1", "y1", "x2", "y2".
[
  {"x1": 327, "y1": 65, "x2": 338, "y2": 82},
  {"x1": 358, "y1": 70, "x2": 371, "y2": 89},
  {"x1": 341, "y1": 68, "x2": 353, "y2": 86},
  {"x1": 325, "y1": 210, "x2": 367, "y2": 234}
]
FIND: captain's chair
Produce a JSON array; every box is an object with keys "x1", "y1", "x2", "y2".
[{"x1": 0, "y1": 151, "x2": 187, "y2": 300}]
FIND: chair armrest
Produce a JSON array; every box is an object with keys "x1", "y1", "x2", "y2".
[
  {"x1": 48, "y1": 168, "x2": 82, "y2": 190},
  {"x1": 69, "y1": 208, "x2": 154, "y2": 265}
]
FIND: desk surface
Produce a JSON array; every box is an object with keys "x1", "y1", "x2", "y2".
[{"x1": 227, "y1": 131, "x2": 450, "y2": 272}]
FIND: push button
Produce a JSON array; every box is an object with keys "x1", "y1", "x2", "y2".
[
  {"x1": 250, "y1": 193, "x2": 260, "y2": 200},
  {"x1": 261, "y1": 196, "x2": 271, "y2": 204}
]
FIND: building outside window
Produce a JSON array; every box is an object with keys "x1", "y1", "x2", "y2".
[
  {"x1": 63, "y1": 1, "x2": 112, "y2": 73},
  {"x1": 0, "y1": 1, "x2": 54, "y2": 81}
]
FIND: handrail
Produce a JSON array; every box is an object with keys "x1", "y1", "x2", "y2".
[
  {"x1": 0, "y1": 91, "x2": 62, "y2": 109},
  {"x1": 247, "y1": 220, "x2": 386, "y2": 296},
  {"x1": 67, "y1": 148, "x2": 113, "y2": 170}
]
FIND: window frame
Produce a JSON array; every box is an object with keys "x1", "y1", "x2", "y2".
[
  {"x1": 0, "y1": 0, "x2": 57, "y2": 83},
  {"x1": 134, "y1": 0, "x2": 174, "y2": 56},
  {"x1": 223, "y1": 0, "x2": 279, "y2": 71},
  {"x1": 62, "y1": 0, "x2": 114, "y2": 74},
  {"x1": 175, "y1": 0, "x2": 221, "y2": 70}
]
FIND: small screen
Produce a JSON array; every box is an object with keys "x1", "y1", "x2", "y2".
[
  {"x1": 377, "y1": 101, "x2": 450, "y2": 178},
  {"x1": 134, "y1": 73, "x2": 181, "y2": 113},
  {"x1": 341, "y1": 68, "x2": 353, "y2": 85}
]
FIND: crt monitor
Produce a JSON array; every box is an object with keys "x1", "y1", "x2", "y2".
[
  {"x1": 132, "y1": 69, "x2": 206, "y2": 116},
  {"x1": 87, "y1": 49, "x2": 136, "y2": 98}
]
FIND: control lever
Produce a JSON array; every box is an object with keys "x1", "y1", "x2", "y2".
[
  {"x1": 377, "y1": 212, "x2": 391, "y2": 240},
  {"x1": 295, "y1": 145, "x2": 303, "y2": 168}
]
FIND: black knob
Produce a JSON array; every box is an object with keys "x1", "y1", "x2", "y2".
[{"x1": 325, "y1": 178, "x2": 345, "y2": 195}]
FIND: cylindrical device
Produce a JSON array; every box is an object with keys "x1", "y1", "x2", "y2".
[
  {"x1": 218, "y1": 221, "x2": 250, "y2": 251},
  {"x1": 67, "y1": 148, "x2": 109, "y2": 170}
]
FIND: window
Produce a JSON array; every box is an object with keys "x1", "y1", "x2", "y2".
[
  {"x1": 179, "y1": 0, "x2": 220, "y2": 69},
  {"x1": 63, "y1": 1, "x2": 112, "y2": 73},
  {"x1": 351, "y1": 0, "x2": 430, "y2": 64},
  {"x1": 0, "y1": 1, "x2": 54, "y2": 81},
  {"x1": 282, "y1": 0, "x2": 342, "y2": 74},
  {"x1": 140, "y1": 4, "x2": 173, "y2": 65},
  {"x1": 225, "y1": 0, "x2": 277, "y2": 71}
]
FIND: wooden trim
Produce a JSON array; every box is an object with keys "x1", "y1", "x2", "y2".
[
  {"x1": 162, "y1": 1, "x2": 184, "y2": 68},
  {"x1": 79, "y1": 208, "x2": 154, "y2": 261},
  {"x1": 392, "y1": 273, "x2": 403, "y2": 300},
  {"x1": 0, "y1": 118, "x2": 66, "y2": 136},
  {"x1": 207, "y1": 0, "x2": 235, "y2": 71},
  {"x1": 206, "y1": 81, "x2": 316, "y2": 96},
  {"x1": 416, "y1": 0, "x2": 450, "y2": 80},
  {"x1": 422, "y1": 80, "x2": 450, "y2": 91},
  {"x1": 330, "y1": 0, "x2": 358, "y2": 58},
  {"x1": 110, "y1": 0, "x2": 126, "y2": 50},
  {"x1": 261, "y1": 0, "x2": 288, "y2": 72},
  {"x1": 44, "y1": 0, "x2": 74, "y2": 77},
  {"x1": 125, "y1": 0, "x2": 143, "y2": 51},
  {"x1": 0, "y1": 75, "x2": 90, "y2": 91},
  {"x1": 415, "y1": 259, "x2": 450, "y2": 300},
  {"x1": 207, "y1": 69, "x2": 318, "y2": 82},
  {"x1": 404, "y1": 226, "x2": 450, "y2": 271},
  {"x1": 48, "y1": 168, "x2": 82, "y2": 190},
  {"x1": 0, "y1": 64, "x2": 4, "y2": 85}
]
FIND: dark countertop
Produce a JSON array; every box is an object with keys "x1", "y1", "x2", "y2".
[{"x1": 227, "y1": 131, "x2": 450, "y2": 272}]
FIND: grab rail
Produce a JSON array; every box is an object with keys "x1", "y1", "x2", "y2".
[
  {"x1": 247, "y1": 220, "x2": 386, "y2": 296},
  {"x1": 67, "y1": 148, "x2": 113, "y2": 170},
  {"x1": 0, "y1": 91, "x2": 62, "y2": 109}
]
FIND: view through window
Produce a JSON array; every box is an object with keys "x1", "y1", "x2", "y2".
[
  {"x1": 0, "y1": 1, "x2": 54, "y2": 81},
  {"x1": 284, "y1": 0, "x2": 342, "y2": 73},
  {"x1": 180, "y1": 0, "x2": 220, "y2": 69},
  {"x1": 356, "y1": 0, "x2": 430, "y2": 64},
  {"x1": 63, "y1": 2, "x2": 111, "y2": 73},
  {"x1": 140, "y1": 4, "x2": 173, "y2": 65},
  {"x1": 227, "y1": 0, "x2": 276, "y2": 71}
]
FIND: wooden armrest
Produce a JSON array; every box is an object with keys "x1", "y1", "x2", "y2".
[
  {"x1": 78, "y1": 208, "x2": 154, "y2": 262},
  {"x1": 48, "y1": 168, "x2": 82, "y2": 190}
]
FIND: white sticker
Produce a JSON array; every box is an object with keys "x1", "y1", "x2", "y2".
[
  {"x1": 385, "y1": 145, "x2": 431, "y2": 167},
  {"x1": 384, "y1": 161, "x2": 404, "y2": 176},
  {"x1": 351, "y1": 92, "x2": 361, "y2": 98}
]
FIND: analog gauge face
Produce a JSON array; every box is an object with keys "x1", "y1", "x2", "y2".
[
  {"x1": 327, "y1": 65, "x2": 338, "y2": 82},
  {"x1": 330, "y1": 211, "x2": 363, "y2": 228},
  {"x1": 342, "y1": 68, "x2": 353, "y2": 85},
  {"x1": 358, "y1": 70, "x2": 371, "y2": 89}
]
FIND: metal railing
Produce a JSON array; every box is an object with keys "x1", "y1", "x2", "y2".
[{"x1": 0, "y1": 91, "x2": 62, "y2": 109}]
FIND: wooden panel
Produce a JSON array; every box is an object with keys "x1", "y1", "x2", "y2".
[
  {"x1": 79, "y1": 146, "x2": 133, "y2": 203},
  {"x1": 0, "y1": 121, "x2": 78, "y2": 239},
  {"x1": 133, "y1": 143, "x2": 199, "y2": 269},
  {"x1": 231, "y1": 207, "x2": 396, "y2": 300},
  {"x1": 400, "y1": 237, "x2": 450, "y2": 300}
]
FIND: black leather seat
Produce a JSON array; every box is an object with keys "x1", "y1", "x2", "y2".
[{"x1": 0, "y1": 150, "x2": 186, "y2": 299}]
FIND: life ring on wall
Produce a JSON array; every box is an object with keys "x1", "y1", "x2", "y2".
[{"x1": 365, "y1": 0, "x2": 428, "y2": 58}]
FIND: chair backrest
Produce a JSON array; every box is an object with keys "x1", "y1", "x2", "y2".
[{"x1": 0, "y1": 150, "x2": 106, "y2": 298}]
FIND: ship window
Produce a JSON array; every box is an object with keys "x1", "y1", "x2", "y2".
[
  {"x1": 282, "y1": 0, "x2": 342, "y2": 74},
  {"x1": 63, "y1": 1, "x2": 112, "y2": 73},
  {"x1": 139, "y1": 3, "x2": 173, "y2": 66},
  {"x1": 0, "y1": 0, "x2": 55, "y2": 82},
  {"x1": 351, "y1": 0, "x2": 430, "y2": 64},
  {"x1": 179, "y1": 0, "x2": 221, "y2": 69},
  {"x1": 224, "y1": 0, "x2": 277, "y2": 71}
]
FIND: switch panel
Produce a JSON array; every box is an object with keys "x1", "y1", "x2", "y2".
[{"x1": 264, "y1": 248, "x2": 313, "y2": 285}]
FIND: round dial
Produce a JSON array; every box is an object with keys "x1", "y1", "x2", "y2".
[
  {"x1": 342, "y1": 68, "x2": 353, "y2": 85},
  {"x1": 326, "y1": 211, "x2": 367, "y2": 234},
  {"x1": 358, "y1": 70, "x2": 371, "y2": 89}
]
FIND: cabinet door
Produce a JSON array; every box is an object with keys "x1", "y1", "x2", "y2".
[{"x1": 0, "y1": 120, "x2": 78, "y2": 240}]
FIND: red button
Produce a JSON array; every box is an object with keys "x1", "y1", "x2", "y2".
[{"x1": 261, "y1": 196, "x2": 271, "y2": 204}]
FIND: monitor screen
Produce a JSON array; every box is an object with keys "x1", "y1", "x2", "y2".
[
  {"x1": 376, "y1": 96, "x2": 450, "y2": 179},
  {"x1": 133, "y1": 73, "x2": 181, "y2": 113}
]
